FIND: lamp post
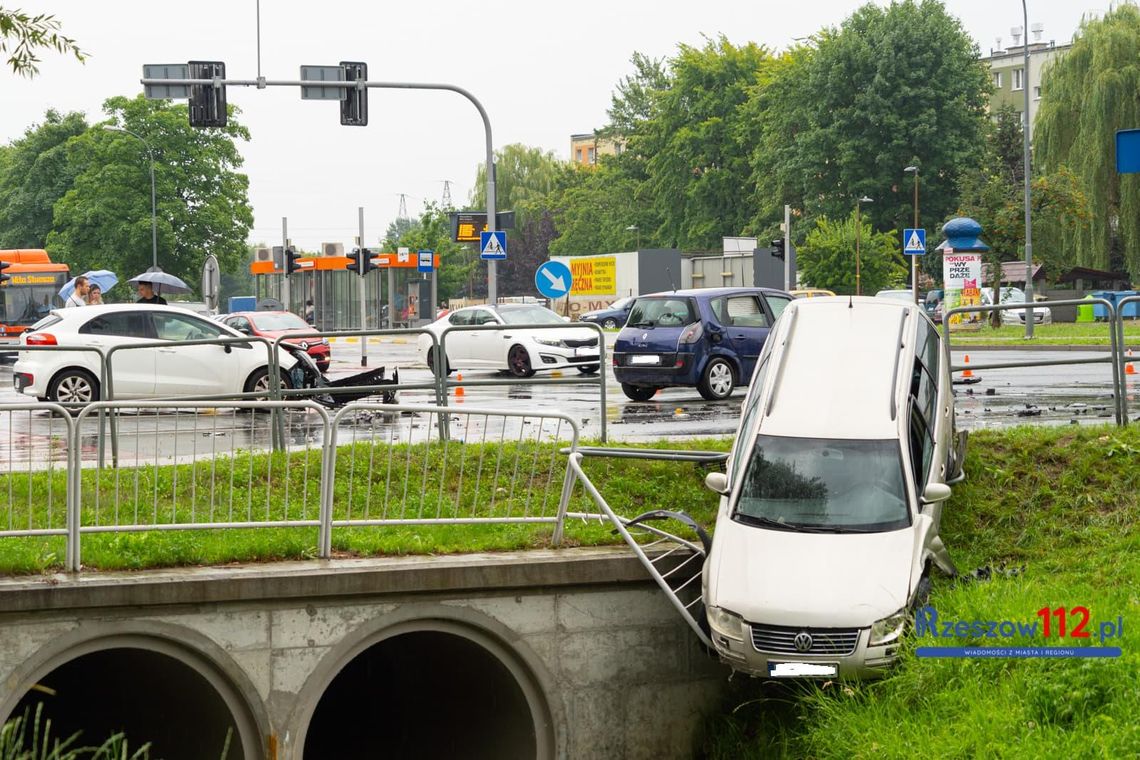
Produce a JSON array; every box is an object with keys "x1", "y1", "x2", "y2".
[
  {"x1": 625, "y1": 225, "x2": 640, "y2": 250},
  {"x1": 104, "y1": 125, "x2": 158, "y2": 270},
  {"x1": 855, "y1": 196, "x2": 873, "y2": 295},
  {"x1": 1020, "y1": 0, "x2": 1035, "y2": 338},
  {"x1": 904, "y1": 166, "x2": 920, "y2": 304}
]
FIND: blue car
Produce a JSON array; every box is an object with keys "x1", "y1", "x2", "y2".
[
  {"x1": 613, "y1": 287, "x2": 793, "y2": 401},
  {"x1": 578, "y1": 296, "x2": 635, "y2": 329}
]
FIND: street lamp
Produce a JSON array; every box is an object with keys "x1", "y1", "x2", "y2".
[
  {"x1": 1020, "y1": 0, "x2": 1035, "y2": 338},
  {"x1": 904, "y1": 166, "x2": 920, "y2": 304},
  {"x1": 104, "y1": 125, "x2": 158, "y2": 271},
  {"x1": 625, "y1": 224, "x2": 640, "y2": 250},
  {"x1": 855, "y1": 196, "x2": 873, "y2": 296}
]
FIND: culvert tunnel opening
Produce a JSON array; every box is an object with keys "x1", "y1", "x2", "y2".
[
  {"x1": 305, "y1": 630, "x2": 538, "y2": 759},
  {"x1": 10, "y1": 647, "x2": 243, "y2": 760}
]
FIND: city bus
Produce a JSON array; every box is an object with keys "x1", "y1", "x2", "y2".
[{"x1": 0, "y1": 249, "x2": 70, "y2": 343}]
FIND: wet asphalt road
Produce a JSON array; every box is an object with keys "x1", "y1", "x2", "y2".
[{"x1": 0, "y1": 343, "x2": 1127, "y2": 467}]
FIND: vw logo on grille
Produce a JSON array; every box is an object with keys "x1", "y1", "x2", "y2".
[{"x1": 793, "y1": 632, "x2": 814, "y2": 652}]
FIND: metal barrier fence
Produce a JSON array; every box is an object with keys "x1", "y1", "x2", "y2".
[
  {"x1": 0, "y1": 400, "x2": 579, "y2": 572},
  {"x1": 942, "y1": 298, "x2": 1126, "y2": 425}
]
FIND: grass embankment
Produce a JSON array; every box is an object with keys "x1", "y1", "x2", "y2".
[
  {"x1": 702, "y1": 425, "x2": 1140, "y2": 758},
  {"x1": 950, "y1": 321, "x2": 1140, "y2": 346},
  {"x1": 0, "y1": 439, "x2": 728, "y2": 574}
]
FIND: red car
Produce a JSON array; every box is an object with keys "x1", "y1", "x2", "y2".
[{"x1": 219, "y1": 311, "x2": 331, "y2": 372}]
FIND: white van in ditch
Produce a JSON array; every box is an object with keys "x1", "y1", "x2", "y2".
[{"x1": 702, "y1": 296, "x2": 964, "y2": 680}]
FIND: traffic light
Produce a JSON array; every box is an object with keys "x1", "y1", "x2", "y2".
[
  {"x1": 188, "y1": 61, "x2": 227, "y2": 127},
  {"x1": 770, "y1": 239, "x2": 786, "y2": 261},
  {"x1": 0, "y1": 261, "x2": 9, "y2": 285},
  {"x1": 346, "y1": 247, "x2": 374, "y2": 276},
  {"x1": 340, "y1": 61, "x2": 368, "y2": 126},
  {"x1": 284, "y1": 246, "x2": 302, "y2": 276}
]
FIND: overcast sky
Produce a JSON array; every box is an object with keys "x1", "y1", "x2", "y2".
[{"x1": 1, "y1": 1, "x2": 1100, "y2": 251}]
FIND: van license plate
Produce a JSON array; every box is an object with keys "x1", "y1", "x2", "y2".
[
  {"x1": 630, "y1": 355, "x2": 660, "y2": 365},
  {"x1": 768, "y1": 662, "x2": 838, "y2": 678}
]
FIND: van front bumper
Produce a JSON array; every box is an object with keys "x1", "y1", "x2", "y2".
[{"x1": 710, "y1": 623, "x2": 899, "y2": 681}]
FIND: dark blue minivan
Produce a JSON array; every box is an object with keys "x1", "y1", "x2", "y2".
[{"x1": 612, "y1": 287, "x2": 793, "y2": 401}]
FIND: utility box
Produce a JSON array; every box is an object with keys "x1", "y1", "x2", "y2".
[{"x1": 228, "y1": 296, "x2": 256, "y2": 313}]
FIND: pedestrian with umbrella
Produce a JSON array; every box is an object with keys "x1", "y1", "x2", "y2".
[
  {"x1": 64, "y1": 275, "x2": 89, "y2": 307},
  {"x1": 59, "y1": 270, "x2": 119, "y2": 306},
  {"x1": 127, "y1": 267, "x2": 190, "y2": 305}
]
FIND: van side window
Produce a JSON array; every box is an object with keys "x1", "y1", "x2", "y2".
[
  {"x1": 916, "y1": 317, "x2": 940, "y2": 376},
  {"x1": 713, "y1": 296, "x2": 769, "y2": 328},
  {"x1": 908, "y1": 400, "x2": 935, "y2": 486},
  {"x1": 730, "y1": 358, "x2": 769, "y2": 485}
]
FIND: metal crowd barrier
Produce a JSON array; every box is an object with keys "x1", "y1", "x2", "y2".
[
  {"x1": 942, "y1": 298, "x2": 1125, "y2": 425},
  {"x1": 0, "y1": 400, "x2": 583, "y2": 572}
]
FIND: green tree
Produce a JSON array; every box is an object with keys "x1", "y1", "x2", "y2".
[
  {"x1": 796, "y1": 212, "x2": 907, "y2": 294},
  {"x1": 636, "y1": 36, "x2": 773, "y2": 249},
  {"x1": 0, "y1": 109, "x2": 87, "y2": 248},
  {"x1": 387, "y1": 203, "x2": 475, "y2": 301},
  {"x1": 0, "y1": 7, "x2": 85, "y2": 76},
  {"x1": 47, "y1": 95, "x2": 253, "y2": 290},
  {"x1": 1036, "y1": 5, "x2": 1140, "y2": 275},
  {"x1": 751, "y1": 0, "x2": 991, "y2": 238},
  {"x1": 383, "y1": 217, "x2": 419, "y2": 251},
  {"x1": 468, "y1": 143, "x2": 563, "y2": 212},
  {"x1": 599, "y1": 51, "x2": 668, "y2": 140},
  {"x1": 548, "y1": 163, "x2": 658, "y2": 255}
]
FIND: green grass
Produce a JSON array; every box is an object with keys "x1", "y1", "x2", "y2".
[
  {"x1": 0, "y1": 438, "x2": 729, "y2": 574},
  {"x1": 948, "y1": 321, "x2": 1140, "y2": 346},
  {"x1": 700, "y1": 424, "x2": 1140, "y2": 758}
]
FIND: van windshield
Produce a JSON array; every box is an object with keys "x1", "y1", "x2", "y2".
[
  {"x1": 734, "y1": 435, "x2": 909, "y2": 532},
  {"x1": 627, "y1": 297, "x2": 697, "y2": 328}
]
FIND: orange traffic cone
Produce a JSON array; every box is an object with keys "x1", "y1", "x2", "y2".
[
  {"x1": 961, "y1": 354, "x2": 974, "y2": 379},
  {"x1": 1127, "y1": 350, "x2": 1136, "y2": 375},
  {"x1": 455, "y1": 372, "x2": 465, "y2": 397}
]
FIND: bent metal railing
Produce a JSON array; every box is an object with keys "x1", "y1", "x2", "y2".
[{"x1": 0, "y1": 400, "x2": 581, "y2": 572}]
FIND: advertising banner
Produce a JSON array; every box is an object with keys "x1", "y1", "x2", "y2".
[
  {"x1": 942, "y1": 250, "x2": 983, "y2": 327},
  {"x1": 569, "y1": 256, "x2": 616, "y2": 296}
]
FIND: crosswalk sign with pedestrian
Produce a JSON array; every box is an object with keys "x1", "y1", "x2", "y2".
[
  {"x1": 480, "y1": 230, "x2": 507, "y2": 260},
  {"x1": 903, "y1": 228, "x2": 926, "y2": 256}
]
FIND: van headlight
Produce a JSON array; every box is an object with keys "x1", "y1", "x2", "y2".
[
  {"x1": 869, "y1": 610, "x2": 907, "y2": 646},
  {"x1": 532, "y1": 336, "x2": 564, "y2": 347},
  {"x1": 707, "y1": 606, "x2": 744, "y2": 641}
]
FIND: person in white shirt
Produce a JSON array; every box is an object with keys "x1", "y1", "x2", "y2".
[{"x1": 65, "y1": 276, "x2": 90, "y2": 308}]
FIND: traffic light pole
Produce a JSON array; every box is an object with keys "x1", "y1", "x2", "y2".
[
  {"x1": 281, "y1": 216, "x2": 290, "y2": 315},
  {"x1": 359, "y1": 207, "x2": 368, "y2": 368},
  {"x1": 140, "y1": 72, "x2": 498, "y2": 303}
]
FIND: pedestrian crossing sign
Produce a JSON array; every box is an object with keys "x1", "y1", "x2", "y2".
[
  {"x1": 903, "y1": 228, "x2": 926, "y2": 256},
  {"x1": 480, "y1": 230, "x2": 507, "y2": 260}
]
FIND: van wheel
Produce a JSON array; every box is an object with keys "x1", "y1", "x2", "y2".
[
  {"x1": 698, "y1": 358, "x2": 735, "y2": 400},
  {"x1": 49, "y1": 369, "x2": 100, "y2": 405},
  {"x1": 621, "y1": 383, "x2": 657, "y2": 402}
]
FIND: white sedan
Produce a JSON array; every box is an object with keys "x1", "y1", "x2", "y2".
[
  {"x1": 416, "y1": 304, "x2": 601, "y2": 377},
  {"x1": 13, "y1": 304, "x2": 299, "y2": 403}
]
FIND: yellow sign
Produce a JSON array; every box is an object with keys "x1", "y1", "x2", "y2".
[
  {"x1": 569, "y1": 257, "x2": 616, "y2": 296},
  {"x1": 10, "y1": 275, "x2": 57, "y2": 285}
]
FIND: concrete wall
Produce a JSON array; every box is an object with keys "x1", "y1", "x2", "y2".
[{"x1": 0, "y1": 549, "x2": 728, "y2": 760}]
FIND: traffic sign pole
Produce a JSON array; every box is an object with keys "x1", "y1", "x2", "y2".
[{"x1": 359, "y1": 207, "x2": 368, "y2": 368}]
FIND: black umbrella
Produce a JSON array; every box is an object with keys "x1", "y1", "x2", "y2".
[{"x1": 127, "y1": 266, "x2": 191, "y2": 295}]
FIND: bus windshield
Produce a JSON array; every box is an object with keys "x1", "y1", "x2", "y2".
[{"x1": 3, "y1": 274, "x2": 68, "y2": 326}]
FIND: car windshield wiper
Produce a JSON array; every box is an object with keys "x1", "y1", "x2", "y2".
[
  {"x1": 629, "y1": 321, "x2": 656, "y2": 328},
  {"x1": 733, "y1": 513, "x2": 834, "y2": 533}
]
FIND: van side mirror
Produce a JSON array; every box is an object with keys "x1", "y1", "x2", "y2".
[
  {"x1": 921, "y1": 483, "x2": 952, "y2": 505},
  {"x1": 705, "y1": 471, "x2": 729, "y2": 495}
]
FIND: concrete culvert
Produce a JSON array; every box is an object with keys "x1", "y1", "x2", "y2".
[
  {"x1": 305, "y1": 630, "x2": 539, "y2": 759},
  {"x1": 11, "y1": 647, "x2": 243, "y2": 759}
]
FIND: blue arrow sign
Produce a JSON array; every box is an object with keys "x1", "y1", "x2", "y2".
[
  {"x1": 535, "y1": 260, "x2": 573, "y2": 299},
  {"x1": 903, "y1": 228, "x2": 926, "y2": 256},
  {"x1": 480, "y1": 230, "x2": 507, "y2": 260}
]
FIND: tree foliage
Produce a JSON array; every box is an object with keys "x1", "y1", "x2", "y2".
[
  {"x1": 751, "y1": 0, "x2": 991, "y2": 238},
  {"x1": 547, "y1": 163, "x2": 657, "y2": 255},
  {"x1": 468, "y1": 143, "x2": 563, "y2": 212},
  {"x1": 0, "y1": 7, "x2": 85, "y2": 76},
  {"x1": 1035, "y1": 4, "x2": 1140, "y2": 275},
  {"x1": 47, "y1": 95, "x2": 253, "y2": 288},
  {"x1": 796, "y1": 212, "x2": 906, "y2": 294},
  {"x1": 600, "y1": 51, "x2": 668, "y2": 140},
  {"x1": 0, "y1": 109, "x2": 88, "y2": 248},
  {"x1": 636, "y1": 36, "x2": 772, "y2": 249}
]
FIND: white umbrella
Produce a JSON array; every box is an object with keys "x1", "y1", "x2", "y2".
[{"x1": 127, "y1": 267, "x2": 191, "y2": 295}]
